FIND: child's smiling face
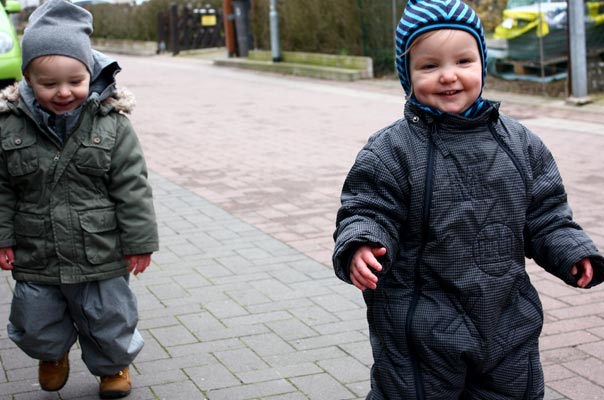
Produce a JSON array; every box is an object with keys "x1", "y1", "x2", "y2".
[
  {"x1": 25, "y1": 55, "x2": 90, "y2": 115},
  {"x1": 409, "y1": 29, "x2": 483, "y2": 114}
]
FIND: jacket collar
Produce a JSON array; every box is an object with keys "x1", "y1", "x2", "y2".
[{"x1": 404, "y1": 100, "x2": 500, "y2": 130}]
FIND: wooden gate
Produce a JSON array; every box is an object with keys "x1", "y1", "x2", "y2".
[{"x1": 158, "y1": 4, "x2": 224, "y2": 55}]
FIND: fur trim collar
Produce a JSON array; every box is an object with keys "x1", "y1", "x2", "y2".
[
  {"x1": 0, "y1": 83, "x2": 135, "y2": 114},
  {"x1": 0, "y1": 83, "x2": 20, "y2": 112}
]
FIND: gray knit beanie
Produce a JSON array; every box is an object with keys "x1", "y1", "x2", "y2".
[{"x1": 21, "y1": 0, "x2": 94, "y2": 73}]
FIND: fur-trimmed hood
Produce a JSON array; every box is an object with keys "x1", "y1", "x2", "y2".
[
  {"x1": 0, "y1": 82, "x2": 135, "y2": 114},
  {"x1": 0, "y1": 49, "x2": 133, "y2": 116}
]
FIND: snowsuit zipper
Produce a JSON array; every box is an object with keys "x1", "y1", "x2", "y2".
[{"x1": 405, "y1": 123, "x2": 437, "y2": 400}]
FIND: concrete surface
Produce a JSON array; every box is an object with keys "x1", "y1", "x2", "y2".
[{"x1": 0, "y1": 52, "x2": 603, "y2": 399}]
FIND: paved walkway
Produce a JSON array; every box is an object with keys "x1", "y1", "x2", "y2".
[{"x1": 0, "y1": 54, "x2": 603, "y2": 399}]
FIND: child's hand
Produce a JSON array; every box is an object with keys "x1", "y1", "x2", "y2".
[
  {"x1": 350, "y1": 245, "x2": 386, "y2": 291},
  {"x1": 0, "y1": 247, "x2": 14, "y2": 270},
  {"x1": 571, "y1": 258, "x2": 593, "y2": 288},
  {"x1": 125, "y1": 254, "x2": 151, "y2": 276}
]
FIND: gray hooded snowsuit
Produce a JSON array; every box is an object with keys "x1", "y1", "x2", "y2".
[{"x1": 333, "y1": 102, "x2": 604, "y2": 399}]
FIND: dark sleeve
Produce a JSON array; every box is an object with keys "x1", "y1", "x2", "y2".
[
  {"x1": 524, "y1": 132, "x2": 604, "y2": 288},
  {"x1": 333, "y1": 147, "x2": 408, "y2": 284}
]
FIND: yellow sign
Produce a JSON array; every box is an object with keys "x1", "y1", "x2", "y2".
[{"x1": 201, "y1": 15, "x2": 217, "y2": 27}]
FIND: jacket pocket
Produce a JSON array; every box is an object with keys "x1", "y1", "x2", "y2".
[
  {"x1": 13, "y1": 212, "x2": 48, "y2": 269},
  {"x1": 1, "y1": 133, "x2": 39, "y2": 177},
  {"x1": 79, "y1": 208, "x2": 121, "y2": 265},
  {"x1": 75, "y1": 134, "x2": 114, "y2": 176}
]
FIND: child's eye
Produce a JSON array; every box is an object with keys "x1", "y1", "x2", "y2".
[
  {"x1": 458, "y1": 58, "x2": 473, "y2": 65},
  {"x1": 421, "y1": 63, "x2": 437, "y2": 70},
  {"x1": 42, "y1": 83, "x2": 56, "y2": 88}
]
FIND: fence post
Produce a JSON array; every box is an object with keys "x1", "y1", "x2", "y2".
[
  {"x1": 223, "y1": 0, "x2": 236, "y2": 57},
  {"x1": 567, "y1": 0, "x2": 591, "y2": 104},
  {"x1": 157, "y1": 12, "x2": 166, "y2": 54},
  {"x1": 270, "y1": 0, "x2": 281, "y2": 62},
  {"x1": 169, "y1": 3, "x2": 179, "y2": 56}
]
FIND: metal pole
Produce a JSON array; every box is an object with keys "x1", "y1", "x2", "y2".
[
  {"x1": 567, "y1": 0, "x2": 591, "y2": 103},
  {"x1": 537, "y1": 0, "x2": 546, "y2": 96},
  {"x1": 270, "y1": 0, "x2": 282, "y2": 62}
]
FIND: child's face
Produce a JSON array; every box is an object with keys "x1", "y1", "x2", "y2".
[
  {"x1": 409, "y1": 29, "x2": 482, "y2": 114},
  {"x1": 25, "y1": 55, "x2": 90, "y2": 115}
]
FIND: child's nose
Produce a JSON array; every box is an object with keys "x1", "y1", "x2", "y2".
[
  {"x1": 57, "y1": 85, "x2": 71, "y2": 97},
  {"x1": 439, "y1": 67, "x2": 458, "y2": 83}
]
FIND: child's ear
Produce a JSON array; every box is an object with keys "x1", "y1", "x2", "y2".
[{"x1": 23, "y1": 71, "x2": 31, "y2": 85}]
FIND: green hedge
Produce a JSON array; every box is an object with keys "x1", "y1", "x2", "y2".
[
  {"x1": 251, "y1": 0, "x2": 506, "y2": 75},
  {"x1": 87, "y1": 0, "x2": 223, "y2": 41},
  {"x1": 62, "y1": 0, "x2": 506, "y2": 75}
]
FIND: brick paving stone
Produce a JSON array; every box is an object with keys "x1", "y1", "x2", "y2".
[
  {"x1": 152, "y1": 381, "x2": 207, "y2": 400},
  {"x1": 263, "y1": 393, "x2": 309, "y2": 400},
  {"x1": 264, "y1": 319, "x2": 319, "y2": 341},
  {"x1": 149, "y1": 324, "x2": 199, "y2": 347},
  {"x1": 292, "y1": 331, "x2": 369, "y2": 351},
  {"x1": 562, "y1": 357, "x2": 604, "y2": 386},
  {"x1": 289, "y1": 373, "x2": 357, "y2": 400},
  {"x1": 542, "y1": 316, "x2": 604, "y2": 335},
  {"x1": 548, "y1": 376, "x2": 604, "y2": 400},
  {"x1": 236, "y1": 363, "x2": 322, "y2": 384},
  {"x1": 263, "y1": 346, "x2": 349, "y2": 367},
  {"x1": 288, "y1": 305, "x2": 341, "y2": 327},
  {"x1": 206, "y1": 379, "x2": 296, "y2": 400},
  {"x1": 579, "y1": 339, "x2": 604, "y2": 358},
  {"x1": 543, "y1": 364, "x2": 577, "y2": 382},
  {"x1": 214, "y1": 347, "x2": 269, "y2": 373},
  {"x1": 318, "y1": 356, "x2": 371, "y2": 383},
  {"x1": 541, "y1": 346, "x2": 590, "y2": 366},
  {"x1": 241, "y1": 333, "x2": 296, "y2": 357},
  {"x1": 193, "y1": 324, "x2": 271, "y2": 342},
  {"x1": 313, "y1": 318, "x2": 369, "y2": 336},
  {"x1": 540, "y1": 330, "x2": 601, "y2": 351}
]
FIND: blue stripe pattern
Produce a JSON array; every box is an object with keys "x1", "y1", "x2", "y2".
[{"x1": 395, "y1": 0, "x2": 488, "y2": 118}]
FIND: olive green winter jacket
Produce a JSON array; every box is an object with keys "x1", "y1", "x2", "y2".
[{"x1": 0, "y1": 83, "x2": 159, "y2": 284}]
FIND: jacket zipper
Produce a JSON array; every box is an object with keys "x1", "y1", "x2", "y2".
[
  {"x1": 405, "y1": 124, "x2": 436, "y2": 400},
  {"x1": 487, "y1": 123, "x2": 527, "y2": 189},
  {"x1": 524, "y1": 353, "x2": 533, "y2": 399}
]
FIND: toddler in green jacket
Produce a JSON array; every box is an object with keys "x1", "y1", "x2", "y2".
[{"x1": 0, "y1": 0, "x2": 158, "y2": 398}]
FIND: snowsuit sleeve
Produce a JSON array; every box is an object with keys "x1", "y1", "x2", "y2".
[
  {"x1": 333, "y1": 143, "x2": 408, "y2": 284},
  {"x1": 524, "y1": 131, "x2": 604, "y2": 288}
]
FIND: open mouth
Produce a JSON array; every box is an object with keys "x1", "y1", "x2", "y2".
[
  {"x1": 440, "y1": 90, "x2": 461, "y2": 96},
  {"x1": 53, "y1": 101, "x2": 75, "y2": 110}
]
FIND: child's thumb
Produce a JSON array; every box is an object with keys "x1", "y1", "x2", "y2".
[{"x1": 373, "y1": 247, "x2": 387, "y2": 257}]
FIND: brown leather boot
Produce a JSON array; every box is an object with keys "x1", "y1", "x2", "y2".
[
  {"x1": 38, "y1": 351, "x2": 69, "y2": 391},
  {"x1": 99, "y1": 367, "x2": 131, "y2": 399}
]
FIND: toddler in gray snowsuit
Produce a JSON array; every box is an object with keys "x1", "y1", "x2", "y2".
[{"x1": 333, "y1": 0, "x2": 604, "y2": 398}]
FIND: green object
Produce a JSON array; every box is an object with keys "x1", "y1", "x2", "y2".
[
  {"x1": 0, "y1": 0, "x2": 22, "y2": 85},
  {"x1": 0, "y1": 88, "x2": 159, "y2": 284}
]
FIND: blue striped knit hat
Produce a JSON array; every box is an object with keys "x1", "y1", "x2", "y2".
[{"x1": 395, "y1": 0, "x2": 488, "y2": 117}]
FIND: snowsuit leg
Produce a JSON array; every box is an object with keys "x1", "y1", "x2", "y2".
[
  {"x1": 8, "y1": 281, "x2": 78, "y2": 361},
  {"x1": 63, "y1": 276, "x2": 143, "y2": 376},
  {"x1": 364, "y1": 290, "x2": 468, "y2": 399},
  {"x1": 462, "y1": 343, "x2": 544, "y2": 400},
  {"x1": 8, "y1": 277, "x2": 143, "y2": 376}
]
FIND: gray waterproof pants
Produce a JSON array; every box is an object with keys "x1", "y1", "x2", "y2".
[{"x1": 7, "y1": 276, "x2": 143, "y2": 376}]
